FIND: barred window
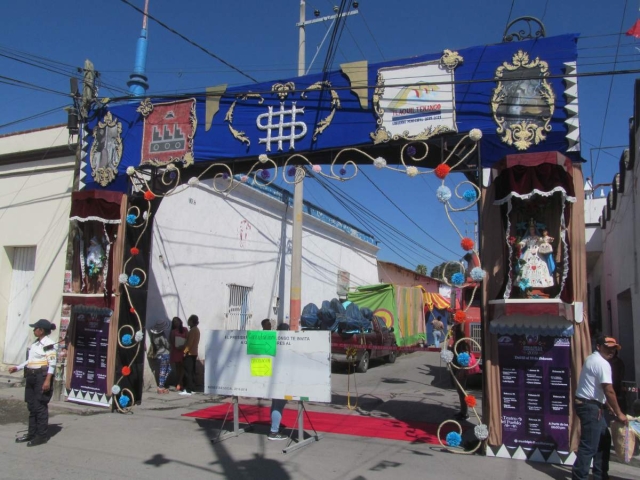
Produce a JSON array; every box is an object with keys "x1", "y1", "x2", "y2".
[{"x1": 226, "y1": 284, "x2": 253, "y2": 330}]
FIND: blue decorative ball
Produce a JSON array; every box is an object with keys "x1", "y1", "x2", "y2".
[
  {"x1": 222, "y1": 173, "x2": 229, "y2": 180},
  {"x1": 118, "y1": 395, "x2": 130, "y2": 408},
  {"x1": 339, "y1": 168, "x2": 347, "y2": 176},
  {"x1": 407, "y1": 145, "x2": 417, "y2": 157},
  {"x1": 128, "y1": 275, "x2": 141, "y2": 287},
  {"x1": 451, "y1": 272, "x2": 465, "y2": 286},
  {"x1": 287, "y1": 166, "x2": 297, "y2": 177},
  {"x1": 470, "y1": 267, "x2": 486, "y2": 282},
  {"x1": 462, "y1": 189, "x2": 477, "y2": 202},
  {"x1": 126, "y1": 214, "x2": 136, "y2": 225},
  {"x1": 446, "y1": 431, "x2": 462, "y2": 447},
  {"x1": 122, "y1": 334, "x2": 132, "y2": 346},
  {"x1": 260, "y1": 170, "x2": 271, "y2": 180},
  {"x1": 457, "y1": 352, "x2": 471, "y2": 367},
  {"x1": 436, "y1": 185, "x2": 452, "y2": 204}
]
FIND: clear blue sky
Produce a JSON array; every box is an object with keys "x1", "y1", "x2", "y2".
[{"x1": 1, "y1": 0, "x2": 638, "y2": 273}]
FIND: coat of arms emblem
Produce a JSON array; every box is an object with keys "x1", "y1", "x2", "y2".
[{"x1": 138, "y1": 98, "x2": 197, "y2": 166}]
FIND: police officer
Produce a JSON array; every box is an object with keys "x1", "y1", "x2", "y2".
[{"x1": 8, "y1": 319, "x2": 57, "y2": 447}]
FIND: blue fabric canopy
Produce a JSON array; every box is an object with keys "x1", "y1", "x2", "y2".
[{"x1": 83, "y1": 34, "x2": 579, "y2": 192}]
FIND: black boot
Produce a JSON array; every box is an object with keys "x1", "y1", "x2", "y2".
[
  {"x1": 15, "y1": 434, "x2": 34, "y2": 443},
  {"x1": 26, "y1": 436, "x2": 48, "y2": 447}
]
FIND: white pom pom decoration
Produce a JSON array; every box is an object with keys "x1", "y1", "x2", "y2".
[
  {"x1": 469, "y1": 128, "x2": 483, "y2": 142},
  {"x1": 373, "y1": 157, "x2": 387, "y2": 169},
  {"x1": 119, "y1": 274, "x2": 129, "y2": 284}
]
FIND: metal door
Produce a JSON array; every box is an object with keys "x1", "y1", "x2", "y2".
[{"x1": 3, "y1": 247, "x2": 36, "y2": 364}]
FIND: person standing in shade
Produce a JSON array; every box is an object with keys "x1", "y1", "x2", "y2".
[
  {"x1": 261, "y1": 319, "x2": 272, "y2": 331},
  {"x1": 180, "y1": 315, "x2": 200, "y2": 396},
  {"x1": 169, "y1": 317, "x2": 188, "y2": 392},
  {"x1": 432, "y1": 316, "x2": 444, "y2": 349},
  {"x1": 150, "y1": 319, "x2": 171, "y2": 394},
  {"x1": 572, "y1": 335, "x2": 627, "y2": 480},
  {"x1": 268, "y1": 323, "x2": 290, "y2": 441},
  {"x1": 8, "y1": 319, "x2": 57, "y2": 447}
]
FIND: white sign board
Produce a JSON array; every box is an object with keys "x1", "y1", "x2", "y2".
[
  {"x1": 377, "y1": 61, "x2": 456, "y2": 138},
  {"x1": 204, "y1": 330, "x2": 331, "y2": 403}
]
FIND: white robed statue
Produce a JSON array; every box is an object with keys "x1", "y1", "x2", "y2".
[{"x1": 515, "y1": 219, "x2": 555, "y2": 289}]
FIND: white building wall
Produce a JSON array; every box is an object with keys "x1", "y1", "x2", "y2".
[
  {"x1": 146, "y1": 181, "x2": 379, "y2": 356},
  {"x1": 595, "y1": 142, "x2": 640, "y2": 388},
  {"x1": 0, "y1": 126, "x2": 74, "y2": 369}
]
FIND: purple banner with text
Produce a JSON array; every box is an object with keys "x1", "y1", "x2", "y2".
[
  {"x1": 69, "y1": 306, "x2": 113, "y2": 403},
  {"x1": 498, "y1": 334, "x2": 571, "y2": 454}
]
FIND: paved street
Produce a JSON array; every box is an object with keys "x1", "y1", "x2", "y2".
[{"x1": 0, "y1": 351, "x2": 637, "y2": 480}]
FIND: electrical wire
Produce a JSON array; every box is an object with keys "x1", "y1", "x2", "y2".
[
  {"x1": 0, "y1": 75, "x2": 70, "y2": 97},
  {"x1": 0, "y1": 105, "x2": 66, "y2": 130},
  {"x1": 592, "y1": 0, "x2": 630, "y2": 180},
  {"x1": 358, "y1": 168, "x2": 462, "y2": 257},
  {"x1": 118, "y1": 0, "x2": 258, "y2": 83},
  {"x1": 308, "y1": 170, "x2": 450, "y2": 264}
]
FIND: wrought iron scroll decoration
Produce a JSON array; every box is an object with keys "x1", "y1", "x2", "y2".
[{"x1": 502, "y1": 16, "x2": 546, "y2": 43}]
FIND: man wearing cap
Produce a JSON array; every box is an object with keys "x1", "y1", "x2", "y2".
[
  {"x1": 8, "y1": 319, "x2": 57, "y2": 447},
  {"x1": 572, "y1": 335, "x2": 627, "y2": 480}
]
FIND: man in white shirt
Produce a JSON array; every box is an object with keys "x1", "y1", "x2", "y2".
[
  {"x1": 8, "y1": 319, "x2": 57, "y2": 447},
  {"x1": 572, "y1": 335, "x2": 627, "y2": 480}
]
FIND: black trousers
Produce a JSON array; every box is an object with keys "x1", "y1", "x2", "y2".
[
  {"x1": 24, "y1": 370, "x2": 52, "y2": 437},
  {"x1": 183, "y1": 355, "x2": 197, "y2": 393}
]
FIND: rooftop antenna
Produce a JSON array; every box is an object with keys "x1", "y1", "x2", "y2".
[{"x1": 127, "y1": 0, "x2": 150, "y2": 96}]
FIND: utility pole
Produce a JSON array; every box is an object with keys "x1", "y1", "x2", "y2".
[
  {"x1": 289, "y1": 0, "x2": 307, "y2": 332},
  {"x1": 290, "y1": 2, "x2": 359, "y2": 331}
]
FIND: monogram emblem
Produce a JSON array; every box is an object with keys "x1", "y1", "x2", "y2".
[{"x1": 256, "y1": 102, "x2": 307, "y2": 152}]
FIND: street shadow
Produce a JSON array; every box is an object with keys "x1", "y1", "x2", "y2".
[
  {"x1": 524, "y1": 461, "x2": 572, "y2": 480},
  {"x1": 47, "y1": 423, "x2": 63, "y2": 438},
  {"x1": 329, "y1": 393, "x2": 470, "y2": 430}
]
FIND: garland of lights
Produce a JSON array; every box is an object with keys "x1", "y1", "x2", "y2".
[{"x1": 114, "y1": 128, "x2": 488, "y2": 415}]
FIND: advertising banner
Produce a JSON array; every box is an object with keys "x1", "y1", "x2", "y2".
[
  {"x1": 498, "y1": 334, "x2": 571, "y2": 454},
  {"x1": 69, "y1": 306, "x2": 113, "y2": 406}
]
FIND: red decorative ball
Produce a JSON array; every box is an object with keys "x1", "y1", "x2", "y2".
[
  {"x1": 122, "y1": 366, "x2": 131, "y2": 376},
  {"x1": 454, "y1": 311, "x2": 467, "y2": 323},
  {"x1": 465, "y1": 395, "x2": 477, "y2": 408},
  {"x1": 434, "y1": 164, "x2": 451, "y2": 179},
  {"x1": 129, "y1": 307, "x2": 136, "y2": 313},
  {"x1": 461, "y1": 237, "x2": 475, "y2": 251},
  {"x1": 143, "y1": 190, "x2": 156, "y2": 201},
  {"x1": 130, "y1": 247, "x2": 140, "y2": 255}
]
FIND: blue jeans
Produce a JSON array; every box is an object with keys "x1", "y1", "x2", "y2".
[
  {"x1": 572, "y1": 401, "x2": 611, "y2": 480},
  {"x1": 270, "y1": 399, "x2": 287, "y2": 433},
  {"x1": 433, "y1": 330, "x2": 442, "y2": 348}
]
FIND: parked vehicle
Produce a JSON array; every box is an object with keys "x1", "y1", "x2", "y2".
[{"x1": 331, "y1": 315, "x2": 397, "y2": 373}]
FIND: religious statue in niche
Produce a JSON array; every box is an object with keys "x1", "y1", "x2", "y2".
[
  {"x1": 513, "y1": 219, "x2": 555, "y2": 296},
  {"x1": 86, "y1": 236, "x2": 107, "y2": 293}
]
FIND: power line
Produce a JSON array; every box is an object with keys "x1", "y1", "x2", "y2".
[
  {"x1": 0, "y1": 105, "x2": 66, "y2": 130},
  {"x1": 309, "y1": 170, "x2": 450, "y2": 263},
  {"x1": 118, "y1": 0, "x2": 258, "y2": 83},
  {"x1": 358, "y1": 168, "x2": 462, "y2": 257},
  {"x1": 0, "y1": 75, "x2": 70, "y2": 97},
  {"x1": 592, "y1": 0, "x2": 630, "y2": 180}
]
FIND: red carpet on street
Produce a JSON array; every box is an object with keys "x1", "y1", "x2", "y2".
[{"x1": 183, "y1": 403, "x2": 454, "y2": 444}]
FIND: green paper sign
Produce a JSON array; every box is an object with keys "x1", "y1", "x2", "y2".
[{"x1": 246, "y1": 330, "x2": 277, "y2": 356}]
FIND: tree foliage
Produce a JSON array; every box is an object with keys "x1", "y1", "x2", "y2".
[
  {"x1": 430, "y1": 262, "x2": 464, "y2": 281},
  {"x1": 415, "y1": 264, "x2": 428, "y2": 276}
]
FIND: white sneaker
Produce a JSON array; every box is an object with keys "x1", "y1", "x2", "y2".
[{"x1": 179, "y1": 391, "x2": 192, "y2": 396}]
